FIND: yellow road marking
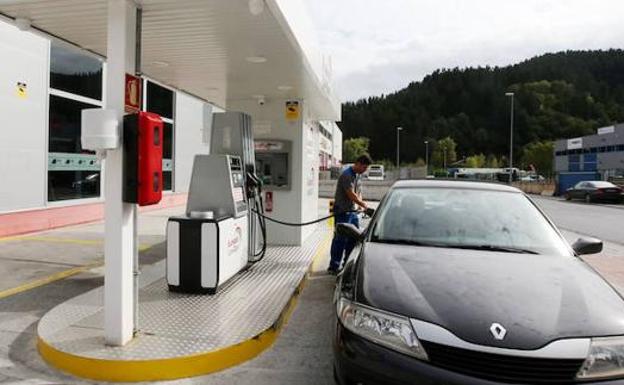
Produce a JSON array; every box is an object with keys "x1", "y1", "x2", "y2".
[
  {"x1": 20, "y1": 236, "x2": 102, "y2": 246},
  {"x1": 0, "y1": 262, "x2": 103, "y2": 300},
  {"x1": 37, "y1": 231, "x2": 334, "y2": 382},
  {"x1": 310, "y1": 232, "x2": 332, "y2": 273},
  {"x1": 0, "y1": 236, "x2": 151, "y2": 251}
]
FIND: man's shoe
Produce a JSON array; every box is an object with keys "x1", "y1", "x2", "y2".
[{"x1": 327, "y1": 267, "x2": 339, "y2": 276}]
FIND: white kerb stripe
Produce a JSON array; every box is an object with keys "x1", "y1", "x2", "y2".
[
  {"x1": 166, "y1": 221, "x2": 180, "y2": 286},
  {"x1": 202, "y1": 222, "x2": 218, "y2": 288}
]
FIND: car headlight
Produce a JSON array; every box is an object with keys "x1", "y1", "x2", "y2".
[
  {"x1": 577, "y1": 337, "x2": 624, "y2": 380},
  {"x1": 337, "y1": 298, "x2": 428, "y2": 360}
]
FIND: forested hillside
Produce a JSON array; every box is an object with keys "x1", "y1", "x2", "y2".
[{"x1": 340, "y1": 50, "x2": 624, "y2": 166}]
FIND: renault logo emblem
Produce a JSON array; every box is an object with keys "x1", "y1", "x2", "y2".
[{"x1": 490, "y1": 323, "x2": 507, "y2": 340}]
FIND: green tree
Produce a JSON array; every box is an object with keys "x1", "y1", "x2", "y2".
[
  {"x1": 340, "y1": 50, "x2": 624, "y2": 162},
  {"x1": 465, "y1": 153, "x2": 486, "y2": 168},
  {"x1": 486, "y1": 154, "x2": 501, "y2": 168},
  {"x1": 431, "y1": 137, "x2": 457, "y2": 168},
  {"x1": 521, "y1": 141, "x2": 555, "y2": 176},
  {"x1": 343, "y1": 137, "x2": 370, "y2": 162}
]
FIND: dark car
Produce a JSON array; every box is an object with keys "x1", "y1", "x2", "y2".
[
  {"x1": 332, "y1": 180, "x2": 624, "y2": 385},
  {"x1": 565, "y1": 181, "x2": 623, "y2": 203}
]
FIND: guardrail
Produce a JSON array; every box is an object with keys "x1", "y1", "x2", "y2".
[
  {"x1": 512, "y1": 181, "x2": 556, "y2": 196},
  {"x1": 319, "y1": 179, "x2": 393, "y2": 201},
  {"x1": 320, "y1": 178, "x2": 557, "y2": 200}
]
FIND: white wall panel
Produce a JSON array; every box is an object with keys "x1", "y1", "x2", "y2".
[
  {"x1": 0, "y1": 21, "x2": 49, "y2": 212},
  {"x1": 174, "y1": 91, "x2": 211, "y2": 193}
]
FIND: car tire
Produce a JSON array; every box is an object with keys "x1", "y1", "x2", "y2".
[
  {"x1": 585, "y1": 194, "x2": 592, "y2": 204},
  {"x1": 565, "y1": 193, "x2": 572, "y2": 201}
]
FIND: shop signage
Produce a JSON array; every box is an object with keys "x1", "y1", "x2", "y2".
[
  {"x1": 567, "y1": 137, "x2": 583, "y2": 150},
  {"x1": 598, "y1": 126, "x2": 615, "y2": 135}
]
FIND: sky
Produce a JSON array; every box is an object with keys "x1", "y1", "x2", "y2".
[{"x1": 305, "y1": 0, "x2": 624, "y2": 102}]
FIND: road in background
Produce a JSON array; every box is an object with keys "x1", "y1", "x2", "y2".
[{"x1": 531, "y1": 196, "x2": 624, "y2": 245}]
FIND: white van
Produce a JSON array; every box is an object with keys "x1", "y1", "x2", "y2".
[{"x1": 366, "y1": 164, "x2": 385, "y2": 180}]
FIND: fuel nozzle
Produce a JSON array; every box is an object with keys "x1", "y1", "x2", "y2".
[{"x1": 246, "y1": 172, "x2": 263, "y2": 198}]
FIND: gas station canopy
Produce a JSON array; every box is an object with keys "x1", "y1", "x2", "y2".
[{"x1": 0, "y1": 0, "x2": 340, "y2": 120}]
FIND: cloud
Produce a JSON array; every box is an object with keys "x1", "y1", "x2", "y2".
[{"x1": 305, "y1": 0, "x2": 624, "y2": 102}]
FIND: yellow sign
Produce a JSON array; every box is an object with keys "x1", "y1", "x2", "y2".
[
  {"x1": 16, "y1": 82, "x2": 27, "y2": 99},
  {"x1": 285, "y1": 100, "x2": 299, "y2": 120}
]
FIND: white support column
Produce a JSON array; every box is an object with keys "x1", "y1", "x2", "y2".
[{"x1": 104, "y1": 0, "x2": 137, "y2": 346}]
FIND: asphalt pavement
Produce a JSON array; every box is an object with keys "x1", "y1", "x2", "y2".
[{"x1": 530, "y1": 195, "x2": 624, "y2": 246}]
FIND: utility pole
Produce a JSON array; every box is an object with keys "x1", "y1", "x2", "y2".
[
  {"x1": 396, "y1": 126, "x2": 403, "y2": 172},
  {"x1": 424, "y1": 140, "x2": 429, "y2": 176},
  {"x1": 505, "y1": 92, "x2": 515, "y2": 184}
]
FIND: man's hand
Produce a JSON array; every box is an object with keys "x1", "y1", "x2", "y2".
[{"x1": 346, "y1": 188, "x2": 367, "y2": 211}]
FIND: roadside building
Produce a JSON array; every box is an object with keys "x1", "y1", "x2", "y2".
[{"x1": 554, "y1": 124, "x2": 624, "y2": 193}]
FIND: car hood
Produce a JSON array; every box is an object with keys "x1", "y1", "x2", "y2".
[{"x1": 356, "y1": 242, "x2": 624, "y2": 350}]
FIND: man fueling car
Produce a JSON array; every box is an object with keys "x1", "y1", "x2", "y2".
[{"x1": 328, "y1": 154, "x2": 373, "y2": 274}]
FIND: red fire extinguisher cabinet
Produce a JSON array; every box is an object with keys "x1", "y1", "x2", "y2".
[{"x1": 123, "y1": 111, "x2": 164, "y2": 206}]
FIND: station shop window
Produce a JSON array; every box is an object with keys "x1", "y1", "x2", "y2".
[
  {"x1": 50, "y1": 43, "x2": 103, "y2": 101},
  {"x1": 48, "y1": 44, "x2": 104, "y2": 202},
  {"x1": 49, "y1": 95, "x2": 99, "y2": 153},
  {"x1": 144, "y1": 80, "x2": 174, "y2": 191}
]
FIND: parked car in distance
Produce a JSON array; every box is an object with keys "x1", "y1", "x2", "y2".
[
  {"x1": 565, "y1": 181, "x2": 623, "y2": 203},
  {"x1": 332, "y1": 180, "x2": 620, "y2": 385},
  {"x1": 366, "y1": 164, "x2": 385, "y2": 180},
  {"x1": 520, "y1": 174, "x2": 545, "y2": 182}
]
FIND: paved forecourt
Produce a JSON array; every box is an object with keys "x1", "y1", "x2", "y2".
[{"x1": 37, "y1": 224, "x2": 332, "y2": 382}]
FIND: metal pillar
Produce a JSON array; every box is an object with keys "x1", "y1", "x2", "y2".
[
  {"x1": 424, "y1": 140, "x2": 429, "y2": 176},
  {"x1": 396, "y1": 126, "x2": 403, "y2": 172},
  {"x1": 104, "y1": 0, "x2": 137, "y2": 346},
  {"x1": 509, "y1": 94, "x2": 515, "y2": 184}
]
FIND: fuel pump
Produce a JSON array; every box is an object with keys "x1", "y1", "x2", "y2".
[
  {"x1": 167, "y1": 154, "x2": 249, "y2": 294},
  {"x1": 211, "y1": 112, "x2": 267, "y2": 262}
]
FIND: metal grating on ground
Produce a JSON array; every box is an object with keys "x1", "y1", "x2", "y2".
[{"x1": 38, "y1": 226, "x2": 330, "y2": 361}]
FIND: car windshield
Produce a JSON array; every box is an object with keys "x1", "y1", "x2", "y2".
[{"x1": 370, "y1": 187, "x2": 572, "y2": 256}]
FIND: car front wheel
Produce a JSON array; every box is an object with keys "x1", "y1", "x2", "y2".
[{"x1": 565, "y1": 193, "x2": 572, "y2": 201}]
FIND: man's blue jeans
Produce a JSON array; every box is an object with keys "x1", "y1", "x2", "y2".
[{"x1": 329, "y1": 212, "x2": 360, "y2": 271}]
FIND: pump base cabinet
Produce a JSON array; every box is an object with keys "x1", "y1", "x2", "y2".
[{"x1": 166, "y1": 215, "x2": 249, "y2": 294}]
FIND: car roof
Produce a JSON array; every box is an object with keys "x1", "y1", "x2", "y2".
[{"x1": 391, "y1": 179, "x2": 522, "y2": 193}]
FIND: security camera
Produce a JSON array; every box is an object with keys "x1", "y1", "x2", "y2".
[{"x1": 258, "y1": 97, "x2": 266, "y2": 106}]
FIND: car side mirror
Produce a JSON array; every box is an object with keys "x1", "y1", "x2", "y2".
[
  {"x1": 572, "y1": 237, "x2": 603, "y2": 255},
  {"x1": 336, "y1": 223, "x2": 364, "y2": 242}
]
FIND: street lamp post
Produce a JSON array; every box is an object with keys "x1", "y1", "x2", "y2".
[
  {"x1": 424, "y1": 140, "x2": 429, "y2": 176},
  {"x1": 396, "y1": 126, "x2": 403, "y2": 171},
  {"x1": 505, "y1": 92, "x2": 515, "y2": 184}
]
